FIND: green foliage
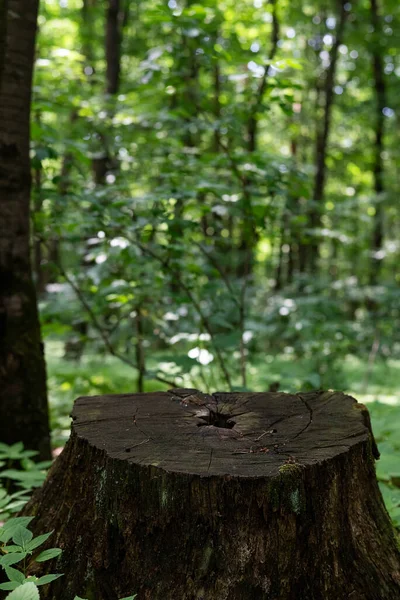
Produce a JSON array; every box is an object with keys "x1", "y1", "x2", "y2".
[
  {"x1": 4, "y1": 583, "x2": 39, "y2": 600},
  {"x1": 0, "y1": 517, "x2": 135, "y2": 600},
  {"x1": 0, "y1": 517, "x2": 62, "y2": 597},
  {"x1": 371, "y1": 402, "x2": 400, "y2": 528},
  {"x1": 32, "y1": 0, "x2": 400, "y2": 396},
  {"x1": 0, "y1": 444, "x2": 51, "y2": 521}
]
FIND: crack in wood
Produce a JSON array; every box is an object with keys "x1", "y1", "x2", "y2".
[
  {"x1": 291, "y1": 393, "x2": 314, "y2": 440},
  {"x1": 207, "y1": 449, "x2": 213, "y2": 472},
  {"x1": 125, "y1": 438, "x2": 150, "y2": 453}
]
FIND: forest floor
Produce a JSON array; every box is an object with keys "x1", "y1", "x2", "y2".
[{"x1": 45, "y1": 341, "x2": 400, "y2": 527}]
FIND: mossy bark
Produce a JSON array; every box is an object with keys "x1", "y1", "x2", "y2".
[
  {"x1": 25, "y1": 390, "x2": 400, "y2": 599},
  {"x1": 0, "y1": 0, "x2": 50, "y2": 459}
]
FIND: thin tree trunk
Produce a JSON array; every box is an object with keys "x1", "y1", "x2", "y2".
[
  {"x1": 169, "y1": 1, "x2": 200, "y2": 287},
  {"x1": 274, "y1": 216, "x2": 286, "y2": 291},
  {"x1": 33, "y1": 155, "x2": 46, "y2": 295},
  {"x1": 106, "y1": 0, "x2": 123, "y2": 95},
  {"x1": 246, "y1": 0, "x2": 279, "y2": 153},
  {"x1": 81, "y1": 0, "x2": 96, "y2": 77},
  {"x1": 91, "y1": 0, "x2": 125, "y2": 184},
  {"x1": 135, "y1": 306, "x2": 145, "y2": 393},
  {"x1": 287, "y1": 238, "x2": 295, "y2": 284},
  {"x1": 0, "y1": 0, "x2": 51, "y2": 459},
  {"x1": 308, "y1": 0, "x2": 348, "y2": 273},
  {"x1": 288, "y1": 115, "x2": 302, "y2": 281},
  {"x1": 297, "y1": 83, "x2": 321, "y2": 275},
  {"x1": 58, "y1": 115, "x2": 76, "y2": 199},
  {"x1": 369, "y1": 0, "x2": 386, "y2": 285},
  {"x1": 276, "y1": 124, "x2": 300, "y2": 287},
  {"x1": 213, "y1": 60, "x2": 221, "y2": 152},
  {"x1": 236, "y1": 0, "x2": 280, "y2": 278},
  {"x1": 330, "y1": 232, "x2": 339, "y2": 279}
]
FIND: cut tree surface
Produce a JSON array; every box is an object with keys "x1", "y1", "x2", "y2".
[{"x1": 26, "y1": 390, "x2": 400, "y2": 600}]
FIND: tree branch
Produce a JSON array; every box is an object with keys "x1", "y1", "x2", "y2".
[
  {"x1": 130, "y1": 238, "x2": 233, "y2": 390},
  {"x1": 194, "y1": 240, "x2": 249, "y2": 388},
  {"x1": 247, "y1": 0, "x2": 280, "y2": 152},
  {"x1": 56, "y1": 261, "x2": 178, "y2": 388}
]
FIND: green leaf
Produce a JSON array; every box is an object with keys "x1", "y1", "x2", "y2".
[
  {"x1": 26, "y1": 531, "x2": 53, "y2": 552},
  {"x1": 119, "y1": 596, "x2": 137, "y2": 599},
  {"x1": 12, "y1": 527, "x2": 33, "y2": 548},
  {"x1": 32, "y1": 461, "x2": 52, "y2": 470},
  {"x1": 0, "y1": 553, "x2": 27, "y2": 567},
  {"x1": 0, "y1": 518, "x2": 34, "y2": 543},
  {"x1": 5, "y1": 582, "x2": 40, "y2": 600},
  {"x1": 376, "y1": 442, "x2": 400, "y2": 482},
  {"x1": 36, "y1": 573, "x2": 63, "y2": 585},
  {"x1": 5, "y1": 566, "x2": 25, "y2": 584},
  {"x1": 1, "y1": 470, "x2": 47, "y2": 489},
  {"x1": 2, "y1": 500, "x2": 29, "y2": 514},
  {"x1": 305, "y1": 372, "x2": 321, "y2": 389},
  {"x1": 35, "y1": 548, "x2": 62, "y2": 562},
  {"x1": 7, "y1": 443, "x2": 23, "y2": 453},
  {"x1": 0, "y1": 582, "x2": 20, "y2": 591}
]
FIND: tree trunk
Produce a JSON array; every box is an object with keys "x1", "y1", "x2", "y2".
[
  {"x1": 236, "y1": 0, "x2": 279, "y2": 278},
  {"x1": 213, "y1": 58, "x2": 221, "y2": 152},
  {"x1": 274, "y1": 217, "x2": 285, "y2": 291},
  {"x1": 307, "y1": 0, "x2": 348, "y2": 273},
  {"x1": 369, "y1": 0, "x2": 386, "y2": 285},
  {"x1": 106, "y1": 0, "x2": 123, "y2": 96},
  {"x1": 81, "y1": 0, "x2": 97, "y2": 79},
  {"x1": 33, "y1": 156, "x2": 47, "y2": 296},
  {"x1": 246, "y1": 0, "x2": 279, "y2": 154},
  {"x1": 26, "y1": 389, "x2": 400, "y2": 599},
  {"x1": 135, "y1": 305, "x2": 145, "y2": 393},
  {"x1": 90, "y1": 0, "x2": 125, "y2": 185},
  {"x1": 0, "y1": 0, "x2": 51, "y2": 460}
]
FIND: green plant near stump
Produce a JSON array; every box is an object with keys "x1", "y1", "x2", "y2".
[
  {"x1": 0, "y1": 442, "x2": 51, "y2": 521},
  {"x1": 0, "y1": 517, "x2": 136, "y2": 600},
  {"x1": 0, "y1": 516, "x2": 62, "y2": 598}
]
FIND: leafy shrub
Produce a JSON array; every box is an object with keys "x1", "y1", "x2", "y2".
[
  {"x1": 0, "y1": 517, "x2": 136, "y2": 600},
  {"x1": 0, "y1": 444, "x2": 51, "y2": 522},
  {"x1": 0, "y1": 516, "x2": 62, "y2": 597}
]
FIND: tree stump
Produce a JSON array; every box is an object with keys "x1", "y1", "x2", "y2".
[{"x1": 27, "y1": 389, "x2": 400, "y2": 600}]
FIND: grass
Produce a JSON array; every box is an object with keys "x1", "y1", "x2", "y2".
[{"x1": 45, "y1": 341, "x2": 400, "y2": 527}]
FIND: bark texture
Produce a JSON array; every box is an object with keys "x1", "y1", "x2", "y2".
[
  {"x1": 0, "y1": 0, "x2": 51, "y2": 459},
  {"x1": 26, "y1": 390, "x2": 400, "y2": 600}
]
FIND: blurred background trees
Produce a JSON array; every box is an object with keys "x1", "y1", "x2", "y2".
[{"x1": 29, "y1": 0, "x2": 399, "y2": 453}]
